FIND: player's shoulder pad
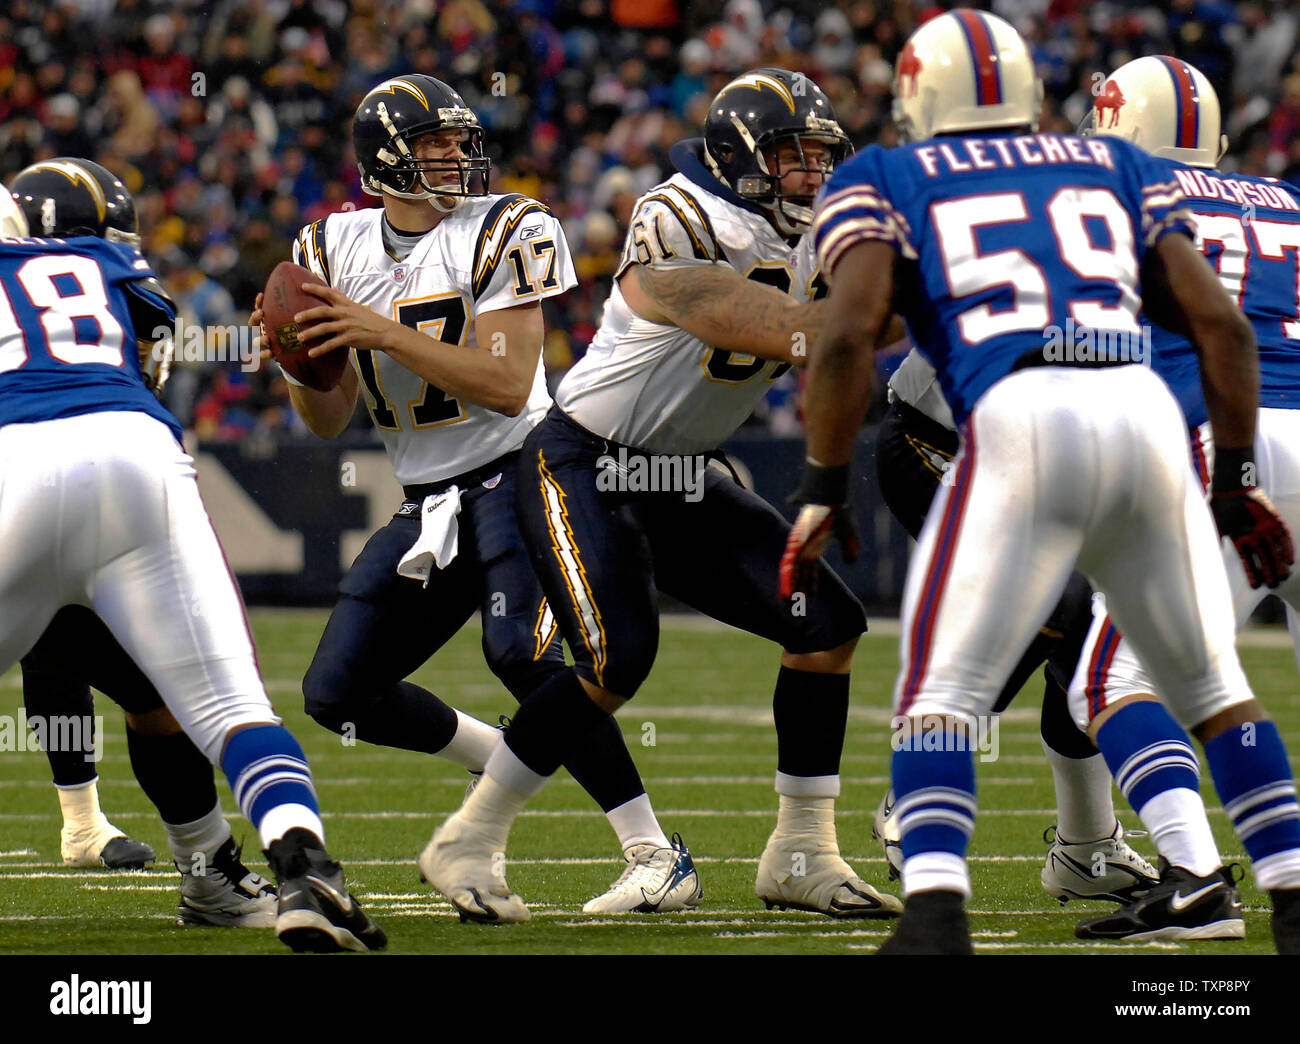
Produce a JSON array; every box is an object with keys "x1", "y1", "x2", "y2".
[
  {"x1": 293, "y1": 216, "x2": 334, "y2": 283},
  {"x1": 471, "y1": 193, "x2": 554, "y2": 300},
  {"x1": 624, "y1": 179, "x2": 723, "y2": 271},
  {"x1": 814, "y1": 145, "x2": 917, "y2": 270},
  {"x1": 123, "y1": 273, "x2": 176, "y2": 318}
]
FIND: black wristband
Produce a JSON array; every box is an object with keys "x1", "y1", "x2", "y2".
[
  {"x1": 792, "y1": 461, "x2": 850, "y2": 506},
  {"x1": 1212, "y1": 445, "x2": 1256, "y2": 494}
]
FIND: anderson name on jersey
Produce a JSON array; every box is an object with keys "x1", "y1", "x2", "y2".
[
  {"x1": 556, "y1": 141, "x2": 824, "y2": 455},
  {"x1": 292, "y1": 193, "x2": 576, "y2": 485}
]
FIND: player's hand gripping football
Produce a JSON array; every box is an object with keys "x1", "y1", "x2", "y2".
[
  {"x1": 779, "y1": 463, "x2": 860, "y2": 600},
  {"x1": 294, "y1": 283, "x2": 398, "y2": 356},
  {"x1": 1211, "y1": 447, "x2": 1295, "y2": 589}
]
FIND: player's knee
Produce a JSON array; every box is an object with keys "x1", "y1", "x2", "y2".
[
  {"x1": 302, "y1": 655, "x2": 359, "y2": 734},
  {"x1": 781, "y1": 635, "x2": 859, "y2": 674}
]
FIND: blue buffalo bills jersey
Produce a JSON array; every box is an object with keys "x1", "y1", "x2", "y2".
[
  {"x1": 1146, "y1": 164, "x2": 1300, "y2": 428},
  {"x1": 814, "y1": 133, "x2": 1195, "y2": 425},
  {"x1": 0, "y1": 236, "x2": 180, "y2": 440}
]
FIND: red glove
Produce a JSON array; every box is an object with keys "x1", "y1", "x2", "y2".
[
  {"x1": 1211, "y1": 446, "x2": 1294, "y2": 589},
  {"x1": 1211, "y1": 486, "x2": 1294, "y2": 589},
  {"x1": 779, "y1": 463, "x2": 860, "y2": 600}
]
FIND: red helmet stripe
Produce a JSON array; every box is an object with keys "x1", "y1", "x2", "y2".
[
  {"x1": 954, "y1": 10, "x2": 1003, "y2": 106},
  {"x1": 1158, "y1": 56, "x2": 1199, "y2": 151}
]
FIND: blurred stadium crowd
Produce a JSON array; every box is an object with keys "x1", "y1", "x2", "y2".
[{"x1": 2, "y1": 0, "x2": 1298, "y2": 441}]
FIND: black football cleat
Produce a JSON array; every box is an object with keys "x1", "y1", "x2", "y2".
[
  {"x1": 875, "y1": 890, "x2": 974, "y2": 955},
  {"x1": 1270, "y1": 887, "x2": 1300, "y2": 955},
  {"x1": 264, "y1": 828, "x2": 386, "y2": 953},
  {"x1": 1074, "y1": 860, "x2": 1244, "y2": 942},
  {"x1": 98, "y1": 836, "x2": 157, "y2": 870}
]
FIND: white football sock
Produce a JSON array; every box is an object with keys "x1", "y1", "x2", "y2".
[
  {"x1": 1136, "y1": 788, "x2": 1221, "y2": 876},
  {"x1": 56, "y1": 778, "x2": 114, "y2": 838},
  {"x1": 771, "y1": 794, "x2": 838, "y2": 840},
  {"x1": 774, "y1": 770, "x2": 840, "y2": 799},
  {"x1": 258, "y1": 804, "x2": 326, "y2": 849},
  {"x1": 434, "y1": 710, "x2": 503, "y2": 772},
  {"x1": 901, "y1": 852, "x2": 971, "y2": 899},
  {"x1": 164, "y1": 801, "x2": 230, "y2": 865},
  {"x1": 482, "y1": 740, "x2": 549, "y2": 798},
  {"x1": 1041, "y1": 741, "x2": 1116, "y2": 842},
  {"x1": 604, "y1": 793, "x2": 669, "y2": 851}
]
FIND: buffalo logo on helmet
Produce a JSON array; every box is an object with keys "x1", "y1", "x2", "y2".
[
  {"x1": 1095, "y1": 79, "x2": 1127, "y2": 128},
  {"x1": 897, "y1": 42, "x2": 923, "y2": 99}
]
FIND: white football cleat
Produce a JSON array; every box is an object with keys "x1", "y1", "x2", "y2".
[
  {"x1": 176, "y1": 836, "x2": 277, "y2": 928},
  {"x1": 583, "y1": 833, "x2": 704, "y2": 915},
  {"x1": 872, "y1": 789, "x2": 904, "y2": 881},
  {"x1": 1042, "y1": 820, "x2": 1159, "y2": 904},
  {"x1": 62, "y1": 820, "x2": 156, "y2": 870},
  {"x1": 418, "y1": 811, "x2": 530, "y2": 924},
  {"x1": 756, "y1": 828, "x2": 902, "y2": 918}
]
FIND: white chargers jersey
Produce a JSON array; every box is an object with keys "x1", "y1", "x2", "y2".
[
  {"x1": 293, "y1": 194, "x2": 575, "y2": 485},
  {"x1": 555, "y1": 170, "x2": 825, "y2": 454},
  {"x1": 888, "y1": 347, "x2": 955, "y2": 431}
]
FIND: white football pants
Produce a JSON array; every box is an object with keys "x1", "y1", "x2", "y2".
[
  {"x1": 896, "y1": 365, "x2": 1252, "y2": 731},
  {"x1": 1068, "y1": 407, "x2": 1300, "y2": 727},
  {"x1": 0, "y1": 411, "x2": 279, "y2": 761}
]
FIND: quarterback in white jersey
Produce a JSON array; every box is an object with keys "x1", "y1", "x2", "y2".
[
  {"x1": 423, "y1": 69, "x2": 902, "y2": 924},
  {"x1": 252, "y1": 75, "x2": 693, "y2": 921}
]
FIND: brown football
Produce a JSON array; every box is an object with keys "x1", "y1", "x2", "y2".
[{"x1": 261, "y1": 261, "x2": 349, "y2": 392}]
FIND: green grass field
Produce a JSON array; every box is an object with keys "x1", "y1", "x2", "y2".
[{"x1": 1, "y1": 609, "x2": 1297, "y2": 956}]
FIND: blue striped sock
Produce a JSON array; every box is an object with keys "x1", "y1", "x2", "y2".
[
  {"x1": 220, "y1": 725, "x2": 319, "y2": 840},
  {"x1": 892, "y1": 744, "x2": 976, "y2": 861},
  {"x1": 1094, "y1": 700, "x2": 1200, "y2": 810},
  {"x1": 1204, "y1": 721, "x2": 1300, "y2": 868}
]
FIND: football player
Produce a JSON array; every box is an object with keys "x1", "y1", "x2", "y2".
[
  {"x1": 872, "y1": 344, "x2": 1159, "y2": 909},
  {"x1": 9, "y1": 160, "x2": 279, "y2": 930},
  {"x1": 0, "y1": 178, "x2": 383, "y2": 953},
  {"x1": 785, "y1": 11, "x2": 1300, "y2": 953},
  {"x1": 251, "y1": 74, "x2": 694, "y2": 916},
  {"x1": 1056, "y1": 56, "x2": 1300, "y2": 943},
  {"x1": 421, "y1": 68, "x2": 903, "y2": 923}
]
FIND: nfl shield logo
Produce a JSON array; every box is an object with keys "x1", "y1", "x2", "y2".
[{"x1": 392, "y1": 265, "x2": 407, "y2": 282}]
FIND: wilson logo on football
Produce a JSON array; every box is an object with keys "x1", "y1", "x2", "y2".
[{"x1": 274, "y1": 321, "x2": 305, "y2": 352}]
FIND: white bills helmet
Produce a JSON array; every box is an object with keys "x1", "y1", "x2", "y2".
[
  {"x1": 1083, "y1": 55, "x2": 1227, "y2": 169},
  {"x1": 0, "y1": 187, "x2": 29, "y2": 237},
  {"x1": 892, "y1": 10, "x2": 1043, "y2": 143}
]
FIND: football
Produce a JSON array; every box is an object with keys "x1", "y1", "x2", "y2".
[{"x1": 261, "y1": 261, "x2": 349, "y2": 392}]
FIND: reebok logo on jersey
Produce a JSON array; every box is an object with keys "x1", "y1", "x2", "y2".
[{"x1": 519, "y1": 224, "x2": 544, "y2": 239}]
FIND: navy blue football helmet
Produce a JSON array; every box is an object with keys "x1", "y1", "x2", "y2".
[
  {"x1": 704, "y1": 69, "x2": 850, "y2": 235},
  {"x1": 9, "y1": 158, "x2": 140, "y2": 246},
  {"x1": 353, "y1": 75, "x2": 489, "y2": 206}
]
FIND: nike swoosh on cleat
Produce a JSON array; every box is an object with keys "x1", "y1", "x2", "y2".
[
  {"x1": 306, "y1": 873, "x2": 356, "y2": 914},
  {"x1": 1169, "y1": 883, "x2": 1221, "y2": 912}
]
